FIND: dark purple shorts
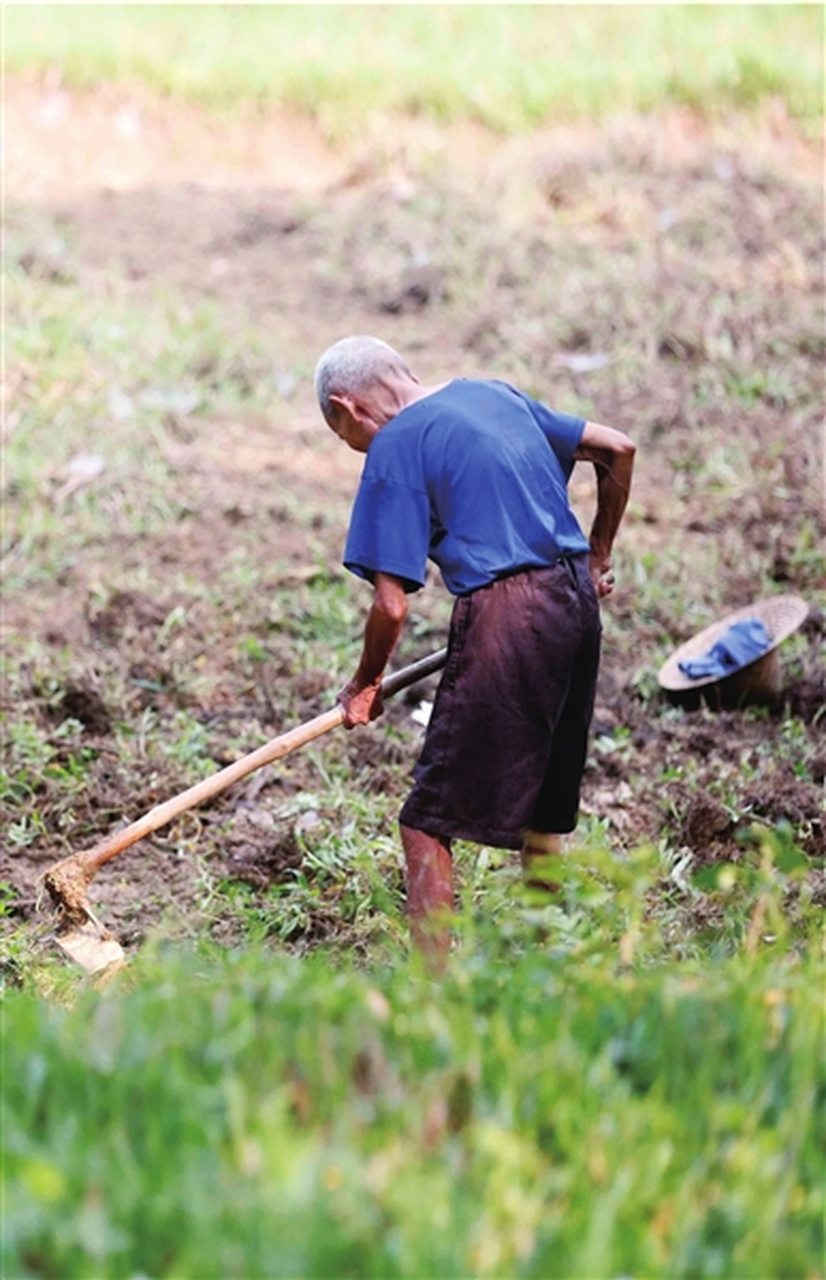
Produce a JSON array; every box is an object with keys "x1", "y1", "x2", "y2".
[{"x1": 399, "y1": 556, "x2": 601, "y2": 849}]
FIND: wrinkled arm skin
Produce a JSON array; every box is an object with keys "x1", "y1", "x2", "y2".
[
  {"x1": 574, "y1": 421, "x2": 636, "y2": 599},
  {"x1": 338, "y1": 571, "x2": 409, "y2": 728}
]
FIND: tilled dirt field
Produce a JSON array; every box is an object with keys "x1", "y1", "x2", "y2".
[{"x1": 3, "y1": 84, "x2": 824, "y2": 955}]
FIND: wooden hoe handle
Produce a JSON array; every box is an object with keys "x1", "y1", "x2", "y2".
[{"x1": 79, "y1": 647, "x2": 448, "y2": 875}]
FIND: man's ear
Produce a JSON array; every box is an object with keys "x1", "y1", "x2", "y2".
[
  {"x1": 328, "y1": 393, "x2": 359, "y2": 421},
  {"x1": 331, "y1": 392, "x2": 379, "y2": 426}
]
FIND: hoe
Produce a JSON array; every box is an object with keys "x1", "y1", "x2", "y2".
[{"x1": 42, "y1": 648, "x2": 447, "y2": 973}]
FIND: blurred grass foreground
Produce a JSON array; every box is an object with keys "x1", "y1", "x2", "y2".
[
  {"x1": 5, "y1": 834, "x2": 825, "y2": 1277},
  {"x1": 6, "y1": 3, "x2": 823, "y2": 133},
  {"x1": 5, "y1": 927, "x2": 824, "y2": 1279}
]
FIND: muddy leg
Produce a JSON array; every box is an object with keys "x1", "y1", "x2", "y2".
[{"x1": 400, "y1": 824, "x2": 453, "y2": 972}]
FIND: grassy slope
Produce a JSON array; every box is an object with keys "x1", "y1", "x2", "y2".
[{"x1": 5, "y1": 4, "x2": 823, "y2": 132}]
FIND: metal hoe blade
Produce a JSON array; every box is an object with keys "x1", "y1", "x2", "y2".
[{"x1": 55, "y1": 917, "x2": 127, "y2": 974}]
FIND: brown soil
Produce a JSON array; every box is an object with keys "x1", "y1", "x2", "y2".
[{"x1": 3, "y1": 82, "x2": 823, "y2": 955}]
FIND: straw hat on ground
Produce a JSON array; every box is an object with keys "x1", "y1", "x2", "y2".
[{"x1": 657, "y1": 594, "x2": 809, "y2": 708}]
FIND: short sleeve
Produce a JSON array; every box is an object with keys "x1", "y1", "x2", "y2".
[
  {"x1": 344, "y1": 474, "x2": 430, "y2": 592},
  {"x1": 523, "y1": 396, "x2": 584, "y2": 459}
]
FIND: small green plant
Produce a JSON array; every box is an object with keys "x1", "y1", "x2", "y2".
[
  {"x1": 692, "y1": 821, "x2": 816, "y2": 955},
  {"x1": 159, "y1": 713, "x2": 216, "y2": 774},
  {"x1": 6, "y1": 814, "x2": 49, "y2": 849},
  {"x1": 0, "y1": 883, "x2": 19, "y2": 918}
]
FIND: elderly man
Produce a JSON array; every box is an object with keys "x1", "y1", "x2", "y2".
[{"x1": 315, "y1": 335, "x2": 635, "y2": 963}]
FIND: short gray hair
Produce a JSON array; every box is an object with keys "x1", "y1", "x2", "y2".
[{"x1": 314, "y1": 335, "x2": 410, "y2": 421}]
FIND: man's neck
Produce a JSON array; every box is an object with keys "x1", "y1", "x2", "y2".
[{"x1": 401, "y1": 379, "x2": 451, "y2": 410}]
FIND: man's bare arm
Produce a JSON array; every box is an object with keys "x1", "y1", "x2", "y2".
[
  {"x1": 338, "y1": 571, "x2": 409, "y2": 728},
  {"x1": 573, "y1": 421, "x2": 636, "y2": 598}
]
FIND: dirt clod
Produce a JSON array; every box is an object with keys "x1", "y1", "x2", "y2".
[
  {"x1": 224, "y1": 834, "x2": 304, "y2": 890},
  {"x1": 58, "y1": 685, "x2": 112, "y2": 735},
  {"x1": 681, "y1": 793, "x2": 733, "y2": 857},
  {"x1": 89, "y1": 590, "x2": 172, "y2": 642}
]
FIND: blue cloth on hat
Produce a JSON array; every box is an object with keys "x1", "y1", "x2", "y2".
[{"x1": 678, "y1": 618, "x2": 771, "y2": 680}]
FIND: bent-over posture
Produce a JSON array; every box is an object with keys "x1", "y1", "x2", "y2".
[{"x1": 315, "y1": 335, "x2": 636, "y2": 965}]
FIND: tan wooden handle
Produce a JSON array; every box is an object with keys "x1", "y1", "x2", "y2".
[{"x1": 82, "y1": 647, "x2": 447, "y2": 873}]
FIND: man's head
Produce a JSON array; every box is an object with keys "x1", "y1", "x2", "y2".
[{"x1": 314, "y1": 335, "x2": 419, "y2": 452}]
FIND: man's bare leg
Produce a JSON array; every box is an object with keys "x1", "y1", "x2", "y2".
[
  {"x1": 400, "y1": 824, "x2": 453, "y2": 969},
  {"x1": 521, "y1": 830, "x2": 562, "y2": 893}
]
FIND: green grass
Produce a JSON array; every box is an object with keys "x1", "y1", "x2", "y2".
[
  {"x1": 5, "y1": 860, "x2": 824, "y2": 1279},
  {"x1": 5, "y1": 4, "x2": 823, "y2": 133}
]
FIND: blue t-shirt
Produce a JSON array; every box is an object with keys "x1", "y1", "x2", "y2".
[{"x1": 344, "y1": 378, "x2": 589, "y2": 595}]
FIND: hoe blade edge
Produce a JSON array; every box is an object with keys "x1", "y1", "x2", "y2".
[{"x1": 56, "y1": 923, "x2": 126, "y2": 974}]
